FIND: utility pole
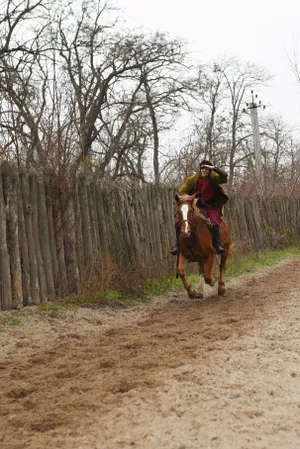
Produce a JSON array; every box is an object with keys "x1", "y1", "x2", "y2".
[{"x1": 243, "y1": 91, "x2": 266, "y2": 195}]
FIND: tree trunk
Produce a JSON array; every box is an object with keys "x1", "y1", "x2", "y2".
[{"x1": 144, "y1": 79, "x2": 160, "y2": 184}]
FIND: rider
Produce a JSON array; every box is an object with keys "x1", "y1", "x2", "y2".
[{"x1": 170, "y1": 160, "x2": 229, "y2": 255}]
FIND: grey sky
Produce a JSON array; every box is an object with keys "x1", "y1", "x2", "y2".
[{"x1": 118, "y1": 0, "x2": 300, "y2": 129}]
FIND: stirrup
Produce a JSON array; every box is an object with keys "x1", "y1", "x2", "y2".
[
  {"x1": 215, "y1": 245, "x2": 225, "y2": 255},
  {"x1": 170, "y1": 246, "x2": 180, "y2": 256}
]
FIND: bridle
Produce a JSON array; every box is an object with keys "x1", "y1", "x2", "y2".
[
  {"x1": 178, "y1": 203, "x2": 197, "y2": 259},
  {"x1": 178, "y1": 202, "x2": 194, "y2": 236},
  {"x1": 178, "y1": 202, "x2": 210, "y2": 261},
  {"x1": 179, "y1": 217, "x2": 192, "y2": 230}
]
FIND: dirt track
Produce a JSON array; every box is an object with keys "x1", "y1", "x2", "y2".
[{"x1": 1, "y1": 258, "x2": 300, "y2": 449}]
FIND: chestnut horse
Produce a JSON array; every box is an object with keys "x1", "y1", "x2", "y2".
[{"x1": 176, "y1": 197, "x2": 231, "y2": 299}]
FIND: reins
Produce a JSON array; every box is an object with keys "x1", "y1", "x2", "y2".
[{"x1": 179, "y1": 203, "x2": 212, "y2": 261}]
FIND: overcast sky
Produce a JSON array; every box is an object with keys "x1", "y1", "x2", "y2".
[{"x1": 118, "y1": 0, "x2": 300, "y2": 130}]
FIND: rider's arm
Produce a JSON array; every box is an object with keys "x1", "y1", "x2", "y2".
[
  {"x1": 177, "y1": 193, "x2": 195, "y2": 202},
  {"x1": 210, "y1": 167, "x2": 228, "y2": 184},
  {"x1": 177, "y1": 173, "x2": 199, "y2": 195}
]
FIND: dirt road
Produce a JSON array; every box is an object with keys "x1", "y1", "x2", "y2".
[{"x1": 1, "y1": 258, "x2": 300, "y2": 449}]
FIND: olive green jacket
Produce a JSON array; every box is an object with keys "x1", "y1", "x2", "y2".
[{"x1": 177, "y1": 167, "x2": 229, "y2": 207}]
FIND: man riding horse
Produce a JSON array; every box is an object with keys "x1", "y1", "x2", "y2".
[{"x1": 170, "y1": 160, "x2": 229, "y2": 256}]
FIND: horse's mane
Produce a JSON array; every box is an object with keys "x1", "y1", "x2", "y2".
[
  {"x1": 193, "y1": 206, "x2": 212, "y2": 226},
  {"x1": 177, "y1": 200, "x2": 213, "y2": 237},
  {"x1": 191, "y1": 206, "x2": 213, "y2": 247},
  {"x1": 193, "y1": 206, "x2": 207, "y2": 221}
]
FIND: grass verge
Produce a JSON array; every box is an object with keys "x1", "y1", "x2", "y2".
[
  {"x1": 142, "y1": 246, "x2": 300, "y2": 296},
  {"x1": 0, "y1": 315, "x2": 22, "y2": 327},
  {"x1": 61, "y1": 289, "x2": 145, "y2": 308},
  {"x1": 1, "y1": 246, "x2": 299, "y2": 315}
]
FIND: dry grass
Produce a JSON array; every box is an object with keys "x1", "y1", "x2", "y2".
[
  {"x1": 76, "y1": 250, "x2": 177, "y2": 301},
  {"x1": 78, "y1": 252, "x2": 120, "y2": 296}
]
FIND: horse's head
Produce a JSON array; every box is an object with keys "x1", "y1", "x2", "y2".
[{"x1": 176, "y1": 196, "x2": 195, "y2": 239}]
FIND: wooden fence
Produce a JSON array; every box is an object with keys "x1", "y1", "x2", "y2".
[{"x1": 1, "y1": 163, "x2": 300, "y2": 310}]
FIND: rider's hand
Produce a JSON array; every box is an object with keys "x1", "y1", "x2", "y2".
[
  {"x1": 192, "y1": 198, "x2": 198, "y2": 209},
  {"x1": 178, "y1": 194, "x2": 194, "y2": 202},
  {"x1": 201, "y1": 165, "x2": 215, "y2": 171}
]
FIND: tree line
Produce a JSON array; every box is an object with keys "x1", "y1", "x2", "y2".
[{"x1": 1, "y1": 0, "x2": 300, "y2": 197}]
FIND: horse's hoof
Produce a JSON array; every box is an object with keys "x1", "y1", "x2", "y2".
[
  {"x1": 206, "y1": 278, "x2": 216, "y2": 287},
  {"x1": 189, "y1": 290, "x2": 203, "y2": 299},
  {"x1": 218, "y1": 282, "x2": 226, "y2": 296}
]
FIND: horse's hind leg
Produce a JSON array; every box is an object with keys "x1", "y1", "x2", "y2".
[
  {"x1": 218, "y1": 248, "x2": 228, "y2": 296},
  {"x1": 177, "y1": 255, "x2": 201, "y2": 299}
]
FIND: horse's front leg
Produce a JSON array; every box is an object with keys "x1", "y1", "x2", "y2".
[
  {"x1": 177, "y1": 254, "x2": 201, "y2": 299},
  {"x1": 204, "y1": 251, "x2": 216, "y2": 287},
  {"x1": 197, "y1": 262, "x2": 205, "y2": 298},
  {"x1": 218, "y1": 248, "x2": 228, "y2": 295}
]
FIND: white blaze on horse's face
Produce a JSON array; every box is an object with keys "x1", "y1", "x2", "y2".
[{"x1": 180, "y1": 203, "x2": 190, "y2": 237}]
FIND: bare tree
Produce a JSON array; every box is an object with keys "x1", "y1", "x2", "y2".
[
  {"x1": 220, "y1": 57, "x2": 270, "y2": 190},
  {"x1": 0, "y1": 0, "x2": 46, "y2": 57},
  {"x1": 195, "y1": 62, "x2": 228, "y2": 160},
  {"x1": 138, "y1": 46, "x2": 191, "y2": 183},
  {"x1": 54, "y1": 0, "x2": 191, "y2": 182},
  {"x1": 163, "y1": 57, "x2": 270, "y2": 190},
  {"x1": 0, "y1": 0, "x2": 55, "y2": 165}
]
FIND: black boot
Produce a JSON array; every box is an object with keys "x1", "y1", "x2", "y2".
[
  {"x1": 212, "y1": 226, "x2": 225, "y2": 254},
  {"x1": 170, "y1": 227, "x2": 180, "y2": 256}
]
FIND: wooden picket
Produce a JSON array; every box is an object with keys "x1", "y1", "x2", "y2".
[{"x1": 1, "y1": 163, "x2": 300, "y2": 310}]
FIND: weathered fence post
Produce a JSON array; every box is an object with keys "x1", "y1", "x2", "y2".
[
  {"x1": 2, "y1": 163, "x2": 22, "y2": 309},
  {"x1": 20, "y1": 172, "x2": 40, "y2": 305},
  {"x1": 0, "y1": 168, "x2": 12, "y2": 310}
]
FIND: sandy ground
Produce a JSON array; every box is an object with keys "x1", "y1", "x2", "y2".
[{"x1": 1, "y1": 258, "x2": 300, "y2": 449}]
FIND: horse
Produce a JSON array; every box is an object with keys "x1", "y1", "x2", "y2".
[{"x1": 175, "y1": 196, "x2": 231, "y2": 299}]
